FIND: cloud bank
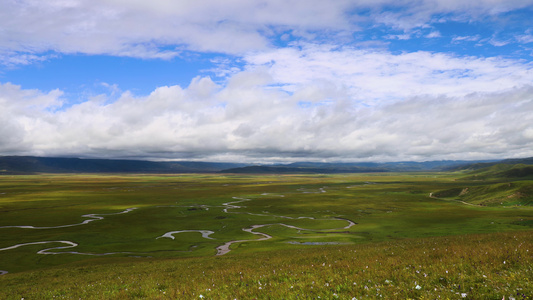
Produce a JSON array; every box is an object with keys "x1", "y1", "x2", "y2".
[{"x1": 1, "y1": 45, "x2": 532, "y2": 162}]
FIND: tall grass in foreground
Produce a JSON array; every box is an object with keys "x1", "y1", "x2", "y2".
[{"x1": 1, "y1": 230, "x2": 531, "y2": 299}]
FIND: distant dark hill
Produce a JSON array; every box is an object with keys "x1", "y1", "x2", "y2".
[
  {"x1": 221, "y1": 165, "x2": 388, "y2": 174},
  {"x1": 0, "y1": 156, "x2": 246, "y2": 174},
  {"x1": 221, "y1": 160, "x2": 488, "y2": 174}
]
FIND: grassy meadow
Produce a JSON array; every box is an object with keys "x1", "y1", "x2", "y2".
[{"x1": 0, "y1": 171, "x2": 532, "y2": 298}]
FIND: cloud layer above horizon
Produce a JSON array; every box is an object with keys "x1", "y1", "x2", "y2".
[{"x1": 1, "y1": 0, "x2": 533, "y2": 162}]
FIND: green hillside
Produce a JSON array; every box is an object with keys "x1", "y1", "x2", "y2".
[
  {"x1": 432, "y1": 164, "x2": 533, "y2": 206},
  {"x1": 433, "y1": 181, "x2": 533, "y2": 206},
  {"x1": 463, "y1": 164, "x2": 533, "y2": 180}
]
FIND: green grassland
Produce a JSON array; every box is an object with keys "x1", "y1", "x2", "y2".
[{"x1": 0, "y1": 170, "x2": 532, "y2": 299}]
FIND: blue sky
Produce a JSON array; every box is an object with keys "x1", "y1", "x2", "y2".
[{"x1": 1, "y1": 0, "x2": 532, "y2": 162}]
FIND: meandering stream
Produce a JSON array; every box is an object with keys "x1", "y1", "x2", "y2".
[
  {"x1": 0, "y1": 208, "x2": 138, "y2": 229},
  {"x1": 0, "y1": 240, "x2": 139, "y2": 256},
  {"x1": 215, "y1": 218, "x2": 356, "y2": 256},
  {"x1": 214, "y1": 194, "x2": 356, "y2": 255},
  {"x1": 157, "y1": 230, "x2": 215, "y2": 240}
]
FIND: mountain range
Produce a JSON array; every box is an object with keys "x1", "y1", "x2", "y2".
[{"x1": 2, "y1": 155, "x2": 529, "y2": 174}]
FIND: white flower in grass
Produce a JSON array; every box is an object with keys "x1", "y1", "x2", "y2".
[
  {"x1": 415, "y1": 285, "x2": 422, "y2": 290},
  {"x1": 461, "y1": 293, "x2": 467, "y2": 298}
]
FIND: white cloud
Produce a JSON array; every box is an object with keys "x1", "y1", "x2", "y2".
[
  {"x1": 243, "y1": 44, "x2": 533, "y2": 103},
  {"x1": 452, "y1": 35, "x2": 482, "y2": 43},
  {"x1": 0, "y1": 83, "x2": 64, "y2": 153},
  {"x1": 489, "y1": 37, "x2": 511, "y2": 47},
  {"x1": 426, "y1": 31, "x2": 442, "y2": 38},
  {"x1": 1, "y1": 47, "x2": 532, "y2": 162},
  {"x1": 516, "y1": 31, "x2": 533, "y2": 44},
  {"x1": 384, "y1": 33, "x2": 412, "y2": 40}
]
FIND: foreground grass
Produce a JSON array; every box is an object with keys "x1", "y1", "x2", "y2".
[{"x1": 1, "y1": 230, "x2": 531, "y2": 299}]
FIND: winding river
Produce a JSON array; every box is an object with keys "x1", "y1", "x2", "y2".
[
  {"x1": 157, "y1": 230, "x2": 215, "y2": 240},
  {"x1": 215, "y1": 218, "x2": 356, "y2": 256},
  {"x1": 0, "y1": 208, "x2": 138, "y2": 229},
  {"x1": 0, "y1": 241, "x2": 139, "y2": 256}
]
